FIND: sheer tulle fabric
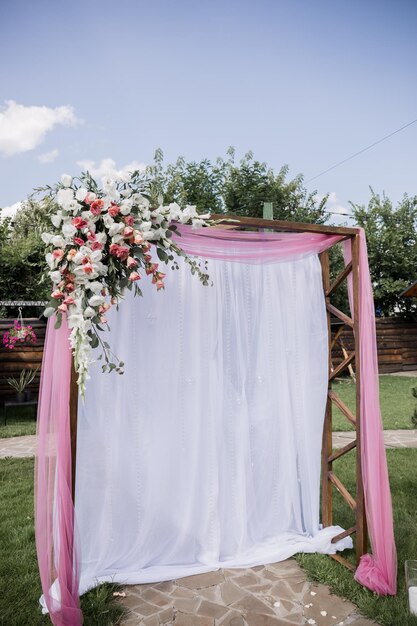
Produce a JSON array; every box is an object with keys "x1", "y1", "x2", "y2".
[
  {"x1": 35, "y1": 226, "x2": 396, "y2": 626},
  {"x1": 75, "y1": 254, "x2": 351, "y2": 595},
  {"x1": 344, "y1": 232, "x2": 397, "y2": 595},
  {"x1": 35, "y1": 318, "x2": 82, "y2": 625}
]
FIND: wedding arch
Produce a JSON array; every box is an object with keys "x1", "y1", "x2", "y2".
[{"x1": 35, "y1": 213, "x2": 397, "y2": 626}]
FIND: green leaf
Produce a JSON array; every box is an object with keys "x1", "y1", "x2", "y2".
[
  {"x1": 157, "y1": 248, "x2": 168, "y2": 262},
  {"x1": 54, "y1": 313, "x2": 62, "y2": 330},
  {"x1": 90, "y1": 335, "x2": 99, "y2": 349}
]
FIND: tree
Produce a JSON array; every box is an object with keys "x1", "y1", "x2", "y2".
[
  {"x1": 0, "y1": 199, "x2": 53, "y2": 318},
  {"x1": 146, "y1": 148, "x2": 328, "y2": 223},
  {"x1": 351, "y1": 190, "x2": 417, "y2": 319}
]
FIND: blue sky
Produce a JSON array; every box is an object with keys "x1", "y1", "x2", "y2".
[{"x1": 1, "y1": 0, "x2": 416, "y2": 221}]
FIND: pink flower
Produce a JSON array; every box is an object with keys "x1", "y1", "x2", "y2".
[
  {"x1": 52, "y1": 249, "x2": 64, "y2": 260},
  {"x1": 134, "y1": 232, "x2": 144, "y2": 244},
  {"x1": 72, "y1": 217, "x2": 87, "y2": 229},
  {"x1": 91, "y1": 241, "x2": 103, "y2": 251},
  {"x1": 99, "y1": 303, "x2": 111, "y2": 313},
  {"x1": 74, "y1": 237, "x2": 85, "y2": 246},
  {"x1": 129, "y1": 271, "x2": 141, "y2": 281},
  {"x1": 109, "y1": 243, "x2": 121, "y2": 257},
  {"x1": 156, "y1": 279, "x2": 164, "y2": 291},
  {"x1": 124, "y1": 215, "x2": 134, "y2": 226},
  {"x1": 66, "y1": 283, "x2": 75, "y2": 293},
  {"x1": 83, "y1": 263, "x2": 94, "y2": 274},
  {"x1": 108, "y1": 204, "x2": 120, "y2": 217},
  {"x1": 52, "y1": 290, "x2": 65, "y2": 299},
  {"x1": 64, "y1": 296, "x2": 75, "y2": 305},
  {"x1": 58, "y1": 303, "x2": 68, "y2": 313},
  {"x1": 127, "y1": 256, "x2": 138, "y2": 269},
  {"x1": 84, "y1": 192, "x2": 96, "y2": 205},
  {"x1": 146, "y1": 263, "x2": 158, "y2": 276},
  {"x1": 90, "y1": 199, "x2": 104, "y2": 216},
  {"x1": 123, "y1": 226, "x2": 134, "y2": 239},
  {"x1": 67, "y1": 249, "x2": 77, "y2": 260},
  {"x1": 143, "y1": 253, "x2": 152, "y2": 263},
  {"x1": 117, "y1": 246, "x2": 130, "y2": 261}
]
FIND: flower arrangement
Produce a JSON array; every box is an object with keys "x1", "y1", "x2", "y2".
[
  {"x1": 2, "y1": 318, "x2": 37, "y2": 350},
  {"x1": 39, "y1": 170, "x2": 211, "y2": 395},
  {"x1": 5, "y1": 367, "x2": 39, "y2": 396}
]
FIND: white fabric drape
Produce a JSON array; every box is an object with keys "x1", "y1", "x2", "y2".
[{"x1": 76, "y1": 253, "x2": 351, "y2": 593}]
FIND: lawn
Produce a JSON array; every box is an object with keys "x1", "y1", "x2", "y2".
[
  {"x1": 332, "y1": 374, "x2": 416, "y2": 431},
  {"x1": 0, "y1": 404, "x2": 37, "y2": 438},
  {"x1": 0, "y1": 457, "x2": 126, "y2": 626},
  {"x1": 1, "y1": 451, "x2": 416, "y2": 625},
  {"x1": 1, "y1": 374, "x2": 415, "y2": 440},
  {"x1": 296, "y1": 448, "x2": 417, "y2": 626}
]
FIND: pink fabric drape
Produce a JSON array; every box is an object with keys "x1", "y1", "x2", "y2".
[
  {"x1": 35, "y1": 317, "x2": 82, "y2": 625},
  {"x1": 344, "y1": 230, "x2": 397, "y2": 595},
  {"x1": 35, "y1": 223, "x2": 396, "y2": 626}
]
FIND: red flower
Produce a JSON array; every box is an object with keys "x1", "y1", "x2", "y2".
[
  {"x1": 72, "y1": 217, "x2": 87, "y2": 230},
  {"x1": 90, "y1": 199, "x2": 104, "y2": 216},
  {"x1": 74, "y1": 237, "x2": 85, "y2": 246}
]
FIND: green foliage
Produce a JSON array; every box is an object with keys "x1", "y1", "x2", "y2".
[
  {"x1": 351, "y1": 190, "x2": 417, "y2": 319},
  {"x1": 146, "y1": 148, "x2": 328, "y2": 223},
  {"x1": 412, "y1": 387, "x2": 417, "y2": 427},
  {"x1": 0, "y1": 199, "x2": 54, "y2": 318}
]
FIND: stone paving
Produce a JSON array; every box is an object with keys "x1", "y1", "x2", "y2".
[
  {"x1": 118, "y1": 561, "x2": 376, "y2": 626},
  {"x1": 2, "y1": 429, "x2": 417, "y2": 458}
]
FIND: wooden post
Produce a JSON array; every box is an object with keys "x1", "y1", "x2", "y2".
[
  {"x1": 69, "y1": 358, "x2": 78, "y2": 503},
  {"x1": 320, "y1": 250, "x2": 333, "y2": 528},
  {"x1": 351, "y1": 234, "x2": 368, "y2": 563}
]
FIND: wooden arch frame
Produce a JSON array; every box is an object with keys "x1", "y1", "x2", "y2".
[{"x1": 69, "y1": 214, "x2": 367, "y2": 573}]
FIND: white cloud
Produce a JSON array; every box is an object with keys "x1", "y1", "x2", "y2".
[
  {"x1": 76, "y1": 158, "x2": 147, "y2": 180},
  {"x1": 326, "y1": 191, "x2": 351, "y2": 216},
  {"x1": 0, "y1": 101, "x2": 79, "y2": 156},
  {"x1": 1, "y1": 200, "x2": 22, "y2": 220},
  {"x1": 38, "y1": 148, "x2": 59, "y2": 164}
]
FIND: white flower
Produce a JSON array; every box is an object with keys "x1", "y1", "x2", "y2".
[
  {"x1": 111, "y1": 234, "x2": 124, "y2": 244},
  {"x1": 89, "y1": 294, "x2": 105, "y2": 307},
  {"x1": 84, "y1": 306, "x2": 96, "y2": 318},
  {"x1": 41, "y1": 232, "x2": 54, "y2": 245},
  {"x1": 108, "y1": 222, "x2": 124, "y2": 237},
  {"x1": 51, "y1": 235, "x2": 65, "y2": 248},
  {"x1": 50, "y1": 270, "x2": 62, "y2": 283},
  {"x1": 51, "y1": 214, "x2": 62, "y2": 229},
  {"x1": 119, "y1": 200, "x2": 132, "y2": 215},
  {"x1": 75, "y1": 187, "x2": 88, "y2": 202},
  {"x1": 57, "y1": 188, "x2": 75, "y2": 208},
  {"x1": 62, "y1": 222, "x2": 77, "y2": 238},
  {"x1": 88, "y1": 281, "x2": 103, "y2": 294},
  {"x1": 103, "y1": 214, "x2": 114, "y2": 228},
  {"x1": 140, "y1": 220, "x2": 152, "y2": 232},
  {"x1": 95, "y1": 232, "x2": 107, "y2": 244},
  {"x1": 61, "y1": 174, "x2": 73, "y2": 187}
]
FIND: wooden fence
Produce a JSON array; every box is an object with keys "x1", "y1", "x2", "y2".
[
  {"x1": 0, "y1": 316, "x2": 416, "y2": 402},
  {"x1": 0, "y1": 318, "x2": 46, "y2": 400},
  {"x1": 332, "y1": 317, "x2": 417, "y2": 373}
]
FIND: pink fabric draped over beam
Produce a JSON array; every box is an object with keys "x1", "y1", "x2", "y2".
[
  {"x1": 35, "y1": 223, "x2": 396, "y2": 626},
  {"x1": 344, "y1": 231, "x2": 397, "y2": 595},
  {"x1": 35, "y1": 317, "x2": 82, "y2": 626}
]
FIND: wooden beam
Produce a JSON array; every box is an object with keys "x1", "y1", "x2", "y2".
[
  {"x1": 331, "y1": 525, "x2": 357, "y2": 544},
  {"x1": 328, "y1": 439, "x2": 357, "y2": 463},
  {"x1": 328, "y1": 390, "x2": 356, "y2": 426},
  {"x1": 69, "y1": 358, "x2": 78, "y2": 503},
  {"x1": 328, "y1": 472, "x2": 357, "y2": 510},
  {"x1": 320, "y1": 250, "x2": 333, "y2": 528},
  {"x1": 210, "y1": 214, "x2": 360, "y2": 236},
  {"x1": 327, "y1": 262, "x2": 353, "y2": 297},
  {"x1": 329, "y1": 351, "x2": 356, "y2": 381},
  {"x1": 351, "y1": 234, "x2": 368, "y2": 563},
  {"x1": 326, "y1": 303, "x2": 353, "y2": 327},
  {"x1": 330, "y1": 553, "x2": 356, "y2": 572}
]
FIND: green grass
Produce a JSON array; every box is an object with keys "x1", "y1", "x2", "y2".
[
  {"x1": 332, "y1": 375, "x2": 417, "y2": 431},
  {"x1": 0, "y1": 404, "x2": 37, "y2": 438},
  {"x1": 0, "y1": 457, "x2": 126, "y2": 626},
  {"x1": 296, "y1": 448, "x2": 417, "y2": 626}
]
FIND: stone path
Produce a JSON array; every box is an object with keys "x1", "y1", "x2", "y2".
[
  {"x1": 118, "y1": 561, "x2": 375, "y2": 626},
  {"x1": 2, "y1": 429, "x2": 417, "y2": 458}
]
